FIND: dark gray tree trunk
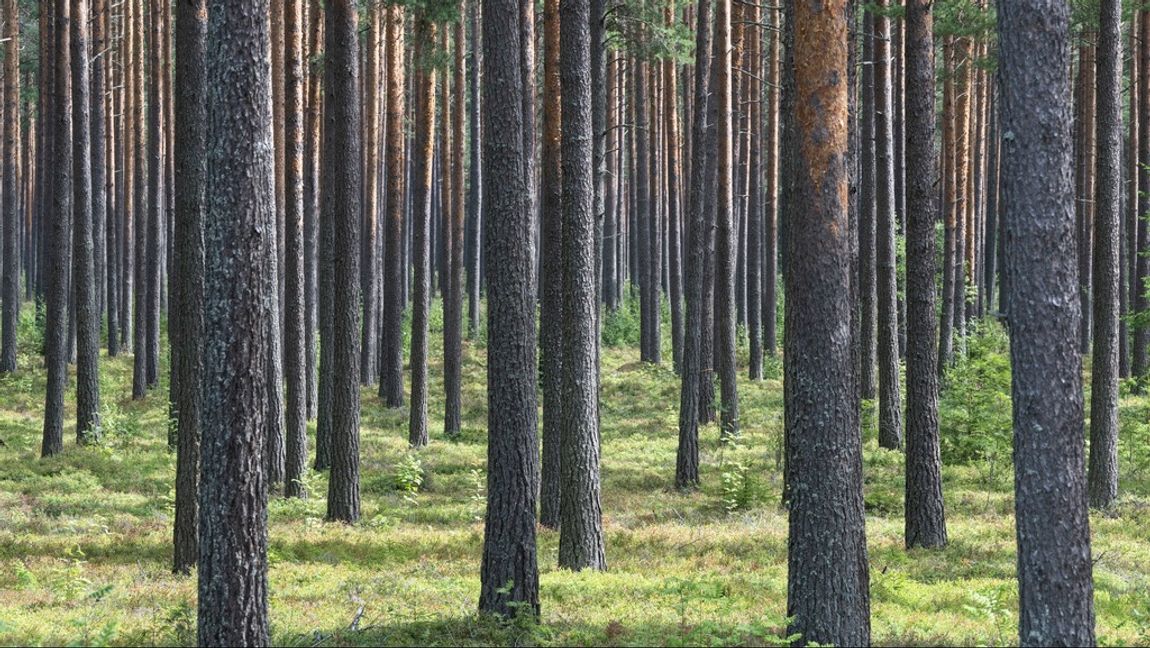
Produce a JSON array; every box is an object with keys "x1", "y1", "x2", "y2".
[
  {"x1": 1088, "y1": 0, "x2": 1122, "y2": 509},
  {"x1": 73, "y1": 0, "x2": 99, "y2": 445},
  {"x1": 304, "y1": 0, "x2": 322, "y2": 420},
  {"x1": 43, "y1": 0, "x2": 72, "y2": 458},
  {"x1": 783, "y1": 0, "x2": 871, "y2": 641},
  {"x1": 479, "y1": 0, "x2": 540, "y2": 617},
  {"x1": 903, "y1": 0, "x2": 947, "y2": 550},
  {"x1": 197, "y1": 0, "x2": 274, "y2": 642},
  {"x1": 284, "y1": 0, "x2": 308, "y2": 499},
  {"x1": 146, "y1": 0, "x2": 162, "y2": 391},
  {"x1": 172, "y1": 0, "x2": 207, "y2": 574},
  {"x1": 677, "y1": 0, "x2": 711, "y2": 490},
  {"x1": 997, "y1": 0, "x2": 1097, "y2": 643},
  {"x1": 558, "y1": 0, "x2": 605, "y2": 572},
  {"x1": 324, "y1": 0, "x2": 362, "y2": 523}
]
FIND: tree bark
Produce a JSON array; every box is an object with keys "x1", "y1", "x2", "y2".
[
  {"x1": 677, "y1": 0, "x2": 712, "y2": 489},
  {"x1": 0, "y1": 0, "x2": 19, "y2": 372},
  {"x1": 903, "y1": 0, "x2": 947, "y2": 550},
  {"x1": 1088, "y1": 0, "x2": 1122, "y2": 510},
  {"x1": 445, "y1": 3, "x2": 467, "y2": 439},
  {"x1": 874, "y1": 0, "x2": 901, "y2": 450},
  {"x1": 197, "y1": 0, "x2": 275, "y2": 641},
  {"x1": 715, "y1": 0, "x2": 738, "y2": 440},
  {"x1": 558, "y1": 0, "x2": 606, "y2": 571},
  {"x1": 380, "y1": 5, "x2": 406, "y2": 408},
  {"x1": 323, "y1": 0, "x2": 362, "y2": 523},
  {"x1": 479, "y1": 0, "x2": 540, "y2": 617},
  {"x1": 408, "y1": 17, "x2": 437, "y2": 450},
  {"x1": 284, "y1": 0, "x2": 308, "y2": 498},
  {"x1": 783, "y1": 0, "x2": 871, "y2": 641},
  {"x1": 998, "y1": 0, "x2": 1097, "y2": 643},
  {"x1": 539, "y1": 0, "x2": 563, "y2": 529}
]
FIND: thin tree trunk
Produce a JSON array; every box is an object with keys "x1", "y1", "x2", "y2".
[
  {"x1": 1088, "y1": 0, "x2": 1122, "y2": 510},
  {"x1": 444, "y1": 3, "x2": 466, "y2": 439},
  {"x1": 0, "y1": 0, "x2": 19, "y2": 372},
  {"x1": 715, "y1": 0, "x2": 738, "y2": 439},
  {"x1": 408, "y1": 17, "x2": 437, "y2": 450},
  {"x1": 874, "y1": 0, "x2": 901, "y2": 450},
  {"x1": 284, "y1": 0, "x2": 308, "y2": 499},
  {"x1": 380, "y1": 5, "x2": 406, "y2": 408}
]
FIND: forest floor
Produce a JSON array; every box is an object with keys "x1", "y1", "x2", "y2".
[{"x1": 2, "y1": 300, "x2": 1150, "y2": 646}]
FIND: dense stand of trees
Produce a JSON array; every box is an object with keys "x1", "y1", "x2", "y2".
[{"x1": 0, "y1": 0, "x2": 1137, "y2": 643}]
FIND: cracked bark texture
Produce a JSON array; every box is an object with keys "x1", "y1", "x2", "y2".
[{"x1": 997, "y1": 1, "x2": 1096, "y2": 643}]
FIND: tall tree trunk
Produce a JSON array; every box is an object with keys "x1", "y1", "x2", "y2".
[
  {"x1": 903, "y1": 0, "x2": 947, "y2": 550},
  {"x1": 146, "y1": 0, "x2": 162, "y2": 390},
  {"x1": 666, "y1": 3, "x2": 684, "y2": 374},
  {"x1": 284, "y1": 0, "x2": 308, "y2": 499},
  {"x1": 131, "y1": 0, "x2": 147, "y2": 400},
  {"x1": 408, "y1": 17, "x2": 437, "y2": 450},
  {"x1": 444, "y1": 3, "x2": 466, "y2": 439},
  {"x1": 466, "y1": 0, "x2": 482, "y2": 337},
  {"x1": 323, "y1": 0, "x2": 362, "y2": 523},
  {"x1": 558, "y1": 0, "x2": 605, "y2": 571},
  {"x1": 0, "y1": 0, "x2": 19, "y2": 372},
  {"x1": 715, "y1": 0, "x2": 738, "y2": 439},
  {"x1": 746, "y1": 3, "x2": 762, "y2": 381},
  {"x1": 763, "y1": 5, "x2": 779, "y2": 357},
  {"x1": 874, "y1": 0, "x2": 901, "y2": 450},
  {"x1": 305, "y1": 0, "x2": 322, "y2": 420},
  {"x1": 360, "y1": 5, "x2": 380, "y2": 386},
  {"x1": 172, "y1": 0, "x2": 207, "y2": 574},
  {"x1": 197, "y1": 0, "x2": 275, "y2": 642},
  {"x1": 43, "y1": 0, "x2": 72, "y2": 458},
  {"x1": 998, "y1": 0, "x2": 1097, "y2": 642},
  {"x1": 676, "y1": 0, "x2": 712, "y2": 489},
  {"x1": 859, "y1": 10, "x2": 877, "y2": 400},
  {"x1": 1088, "y1": 0, "x2": 1122, "y2": 510},
  {"x1": 479, "y1": 0, "x2": 540, "y2": 618},
  {"x1": 539, "y1": 0, "x2": 563, "y2": 529},
  {"x1": 783, "y1": 0, "x2": 870, "y2": 640},
  {"x1": 73, "y1": 0, "x2": 99, "y2": 444},
  {"x1": 380, "y1": 5, "x2": 406, "y2": 408},
  {"x1": 91, "y1": 0, "x2": 107, "y2": 364}
]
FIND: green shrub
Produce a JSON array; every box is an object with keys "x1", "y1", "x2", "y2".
[{"x1": 939, "y1": 320, "x2": 1013, "y2": 487}]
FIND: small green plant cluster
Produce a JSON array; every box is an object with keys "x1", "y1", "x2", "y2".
[
  {"x1": 394, "y1": 452, "x2": 425, "y2": 503},
  {"x1": 469, "y1": 467, "x2": 486, "y2": 522},
  {"x1": 939, "y1": 320, "x2": 1013, "y2": 487},
  {"x1": 602, "y1": 294, "x2": 642, "y2": 348}
]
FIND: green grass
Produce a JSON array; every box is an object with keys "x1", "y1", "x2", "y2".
[{"x1": 1, "y1": 302, "x2": 1149, "y2": 646}]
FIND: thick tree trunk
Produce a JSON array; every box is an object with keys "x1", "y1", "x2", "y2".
[
  {"x1": 197, "y1": 0, "x2": 275, "y2": 642},
  {"x1": 997, "y1": 1, "x2": 1097, "y2": 643},
  {"x1": 783, "y1": 0, "x2": 871, "y2": 641},
  {"x1": 1088, "y1": 0, "x2": 1122, "y2": 510},
  {"x1": 557, "y1": 0, "x2": 605, "y2": 571},
  {"x1": 323, "y1": 0, "x2": 363, "y2": 523},
  {"x1": 479, "y1": 0, "x2": 540, "y2": 619},
  {"x1": 903, "y1": 0, "x2": 947, "y2": 550}
]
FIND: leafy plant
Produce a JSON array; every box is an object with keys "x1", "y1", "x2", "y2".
[{"x1": 394, "y1": 452, "x2": 425, "y2": 504}]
